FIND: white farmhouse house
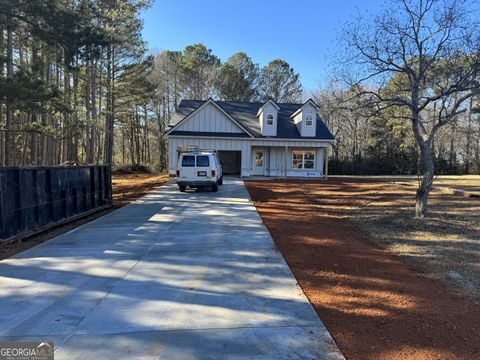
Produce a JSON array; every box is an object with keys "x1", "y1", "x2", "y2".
[{"x1": 164, "y1": 98, "x2": 335, "y2": 178}]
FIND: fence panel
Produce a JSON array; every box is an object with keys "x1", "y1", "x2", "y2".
[{"x1": 0, "y1": 165, "x2": 112, "y2": 241}]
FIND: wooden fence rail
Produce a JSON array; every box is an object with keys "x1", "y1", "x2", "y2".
[{"x1": 0, "y1": 165, "x2": 112, "y2": 242}]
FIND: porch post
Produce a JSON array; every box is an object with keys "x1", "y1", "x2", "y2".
[
  {"x1": 284, "y1": 146, "x2": 288, "y2": 178},
  {"x1": 246, "y1": 144, "x2": 251, "y2": 177},
  {"x1": 325, "y1": 147, "x2": 329, "y2": 180}
]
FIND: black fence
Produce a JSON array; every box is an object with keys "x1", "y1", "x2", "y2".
[{"x1": 0, "y1": 165, "x2": 112, "y2": 241}]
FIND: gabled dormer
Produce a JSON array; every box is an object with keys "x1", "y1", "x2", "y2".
[
  {"x1": 257, "y1": 99, "x2": 280, "y2": 136},
  {"x1": 291, "y1": 99, "x2": 318, "y2": 137}
]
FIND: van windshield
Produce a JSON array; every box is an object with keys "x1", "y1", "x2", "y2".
[
  {"x1": 181, "y1": 156, "x2": 195, "y2": 167},
  {"x1": 196, "y1": 156, "x2": 210, "y2": 167}
]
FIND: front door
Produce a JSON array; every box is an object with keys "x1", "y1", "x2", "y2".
[{"x1": 254, "y1": 150, "x2": 265, "y2": 176}]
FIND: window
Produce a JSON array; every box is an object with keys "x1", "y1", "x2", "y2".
[
  {"x1": 181, "y1": 155, "x2": 195, "y2": 167},
  {"x1": 292, "y1": 150, "x2": 315, "y2": 169},
  {"x1": 266, "y1": 114, "x2": 274, "y2": 126},
  {"x1": 255, "y1": 152, "x2": 264, "y2": 167},
  {"x1": 304, "y1": 151, "x2": 315, "y2": 169},
  {"x1": 292, "y1": 151, "x2": 303, "y2": 169},
  {"x1": 196, "y1": 155, "x2": 210, "y2": 167},
  {"x1": 305, "y1": 114, "x2": 313, "y2": 126}
]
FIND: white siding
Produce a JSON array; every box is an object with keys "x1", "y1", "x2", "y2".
[
  {"x1": 301, "y1": 104, "x2": 317, "y2": 137},
  {"x1": 176, "y1": 103, "x2": 244, "y2": 133},
  {"x1": 167, "y1": 137, "x2": 251, "y2": 177},
  {"x1": 266, "y1": 147, "x2": 286, "y2": 177},
  {"x1": 259, "y1": 103, "x2": 278, "y2": 136},
  {"x1": 254, "y1": 146, "x2": 326, "y2": 178},
  {"x1": 292, "y1": 103, "x2": 317, "y2": 137},
  {"x1": 167, "y1": 136, "x2": 330, "y2": 178}
]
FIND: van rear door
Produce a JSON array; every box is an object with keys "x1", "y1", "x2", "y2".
[
  {"x1": 195, "y1": 155, "x2": 211, "y2": 180},
  {"x1": 179, "y1": 154, "x2": 196, "y2": 179}
]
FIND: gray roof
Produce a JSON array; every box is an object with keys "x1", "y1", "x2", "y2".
[
  {"x1": 167, "y1": 131, "x2": 250, "y2": 138},
  {"x1": 169, "y1": 99, "x2": 335, "y2": 140}
]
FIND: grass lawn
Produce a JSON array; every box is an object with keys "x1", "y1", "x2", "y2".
[
  {"x1": 433, "y1": 175, "x2": 480, "y2": 193},
  {"x1": 246, "y1": 176, "x2": 480, "y2": 360},
  {"x1": 328, "y1": 175, "x2": 480, "y2": 299},
  {"x1": 337, "y1": 174, "x2": 480, "y2": 193}
]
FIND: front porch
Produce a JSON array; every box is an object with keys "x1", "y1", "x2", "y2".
[{"x1": 247, "y1": 146, "x2": 329, "y2": 179}]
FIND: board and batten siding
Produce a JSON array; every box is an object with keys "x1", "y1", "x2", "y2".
[
  {"x1": 292, "y1": 103, "x2": 317, "y2": 137},
  {"x1": 175, "y1": 103, "x2": 244, "y2": 133},
  {"x1": 168, "y1": 137, "x2": 252, "y2": 177},
  {"x1": 259, "y1": 102, "x2": 278, "y2": 136},
  {"x1": 167, "y1": 135, "x2": 330, "y2": 178},
  {"x1": 254, "y1": 147, "x2": 326, "y2": 177}
]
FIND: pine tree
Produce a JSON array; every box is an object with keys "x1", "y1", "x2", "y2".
[{"x1": 258, "y1": 59, "x2": 303, "y2": 103}]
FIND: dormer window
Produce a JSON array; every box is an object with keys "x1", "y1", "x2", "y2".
[
  {"x1": 305, "y1": 114, "x2": 313, "y2": 126},
  {"x1": 266, "y1": 114, "x2": 274, "y2": 126},
  {"x1": 257, "y1": 99, "x2": 279, "y2": 136},
  {"x1": 291, "y1": 99, "x2": 319, "y2": 137}
]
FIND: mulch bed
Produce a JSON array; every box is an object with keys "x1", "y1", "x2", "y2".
[{"x1": 245, "y1": 179, "x2": 480, "y2": 360}]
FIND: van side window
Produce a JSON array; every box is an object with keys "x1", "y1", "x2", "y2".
[
  {"x1": 196, "y1": 155, "x2": 210, "y2": 167},
  {"x1": 181, "y1": 155, "x2": 195, "y2": 167}
]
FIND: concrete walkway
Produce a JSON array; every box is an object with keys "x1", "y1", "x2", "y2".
[{"x1": 0, "y1": 179, "x2": 344, "y2": 359}]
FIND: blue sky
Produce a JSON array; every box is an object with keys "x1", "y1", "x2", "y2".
[{"x1": 141, "y1": 0, "x2": 385, "y2": 93}]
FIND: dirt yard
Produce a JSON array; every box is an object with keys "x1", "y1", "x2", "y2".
[
  {"x1": 246, "y1": 177, "x2": 480, "y2": 360},
  {"x1": 0, "y1": 173, "x2": 170, "y2": 260},
  {"x1": 112, "y1": 173, "x2": 170, "y2": 207}
]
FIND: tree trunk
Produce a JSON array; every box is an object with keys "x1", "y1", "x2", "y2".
[
  {"x1": 85, "y1": 51, "x2": 93, "y2": 164},
  {"x1": 415, "y1": 143, "x2": 434, "y2": 218},
  {"x1": 5, "y1": 22, "x2": 14, "y2": 166},
  {"x1": 72, "y1": 57, "x2": 79, "y2": 162},
  {"x1": 465, "y1": 98, "x2": 473, "y2": 174},
  {"x1": 135, "y1": 106, "x2": 141, "y2": 164},
  {"x1": 129, "y1": 117, "x2": 135, "y2": 164},
  {"x1": 104, "y1": 45, "x2": 115, "y2": 165},
  {"x1": 89, "y1": 58, "x2": 97, "y2": 164},
  {"x1": 96, "y1": 56, "x2": 103, "y2": 164},
  {"x1": 121, "y1": 128, "x2": 125, "y2": 164}
]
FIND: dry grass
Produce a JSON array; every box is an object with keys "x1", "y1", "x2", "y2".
[
  {"x1": 317, "y1": 177, "x2": 480, "y2": 301},
  {"x1": 434, "y1": 175, "x2": 480, "y2": 193},
  {"x1": 340, "y1": 174, "x2": 480, "y2": 193}
]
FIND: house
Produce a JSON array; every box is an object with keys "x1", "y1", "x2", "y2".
[{"x1": 164, "y1": 98, "x2": 335, "y2": 178}]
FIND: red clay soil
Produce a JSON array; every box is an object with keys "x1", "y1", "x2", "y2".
[{"x1": 245, "y1": 180, "x2": 480, "y2": 360}]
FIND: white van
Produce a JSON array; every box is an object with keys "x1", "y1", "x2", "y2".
[{"x1": 176, "y1": 149, "x2": 223, "y2": 192}]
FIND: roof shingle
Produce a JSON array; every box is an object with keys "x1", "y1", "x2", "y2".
[{"x1": 169, "y1": 99, "x2": 335, "y2": 140}]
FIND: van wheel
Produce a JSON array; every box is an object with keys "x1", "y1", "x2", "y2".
[
  {"x1": 212, "y1": 183, "x2": 218, "y2": 192},
  {"x1": 179, "y1": 185, "x2": 186, "y2": 192},
  {"x1": 218, "y1": 176, "x2": 223, "y2": 185}
]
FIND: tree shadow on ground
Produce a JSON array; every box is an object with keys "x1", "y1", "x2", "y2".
[{"x1": 0, "y1": 180, "x2": 342, "y2": 359}]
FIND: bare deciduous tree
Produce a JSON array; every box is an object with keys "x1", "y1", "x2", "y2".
[{"x1": 337, "y1": 0, "x2": 480, "y2": 217}]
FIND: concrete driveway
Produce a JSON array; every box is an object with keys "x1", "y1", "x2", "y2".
[{"x1": 0, "y1": 179, "x2": 343, "y2": 359}]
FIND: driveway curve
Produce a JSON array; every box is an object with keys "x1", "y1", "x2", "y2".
[{"x1": 0, "y1": 179, "x2": 343, "y2": 360}]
